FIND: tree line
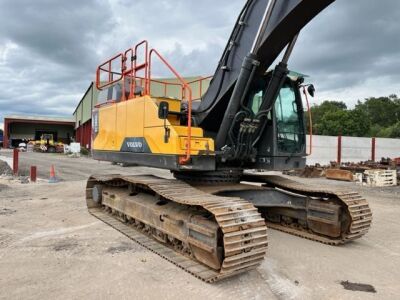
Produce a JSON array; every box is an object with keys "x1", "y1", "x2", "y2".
[{"x1": 306, "y1": 95, "x2": 400, "y2": 138}]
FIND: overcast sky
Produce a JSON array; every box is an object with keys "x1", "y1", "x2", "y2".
[{"x1": 0, "y1": 0, "x2": 399, "y2": 130}]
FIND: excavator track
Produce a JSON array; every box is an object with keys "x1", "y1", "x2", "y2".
[
  {"x1": 86, "y1": 174, "x2": 268, "y2": 283},
  {"x1": 242, "y1": 174, "x2": 372, "y2": 245}
]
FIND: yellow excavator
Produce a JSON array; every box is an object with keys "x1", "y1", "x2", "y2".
[
  {"x1": 30, "y1": 133, "x2": 64, "y2": 153},
  {"x1": 86, "y1": 0, "x2": 372, "y2": 282}
]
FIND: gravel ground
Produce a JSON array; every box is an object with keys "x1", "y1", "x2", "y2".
[{"x1": 1, "y1": 149, "x2": 399, "y2": 299}]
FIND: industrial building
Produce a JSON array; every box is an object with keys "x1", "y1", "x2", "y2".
[
  {"x1": 73, "y1": 82, "x2": 99, "y2": 149},
  {"x1": 73, "y1": 77, "x2": 211, "y2": 149},
  {"x1": 3, "y1": 115, "x2": 75, "y2": 148}
]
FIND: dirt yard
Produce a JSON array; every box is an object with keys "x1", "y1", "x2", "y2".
[{"x1": 1, "y1": 150, "x2": 399, "y2": 299}]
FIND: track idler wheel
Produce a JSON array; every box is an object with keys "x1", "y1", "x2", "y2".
[{"x1": 92, "y1": 184, "x2": 104, "y2": 204}]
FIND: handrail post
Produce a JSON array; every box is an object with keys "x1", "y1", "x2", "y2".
[
  {"x1": 108, "y1": 61, "x2": 111, "y2": 83},
  {"x1": 148, "y1": 50, "x2": 152, "y2": 96},
  {"x1": 145, "y1": 42, "x2": 149, "y2": 94},
  {"x1": 148, "y1": 49, "x2": 193, "y2": 164}
]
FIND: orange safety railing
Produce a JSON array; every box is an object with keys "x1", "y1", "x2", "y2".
[
  {"x1": 186, "y1": 76, "x2": 213, "y2": 100},
  {"x1": 110, "y1": 75, "x2": 211, "y2": 101},
  {"x1": 123, "y1": 47, "x2": 134, "y2": 100},
  {"x1": 122, "y1": 40, "x2": 149, "y2": 99},
  {"x1": 140, "y1": 76, "x2": 211, "y2": 100},
  {"x1": 96, "y1": 53, "x2": 124, "y2": 90},
  {"x1": 95, "y1": 41, "x2": 196, "y2": 164},
  {"x1": 134, "y1": 40, "x2": 149, "y2": 96},
  {"x1": 149, "y1": 48, "x2": 193, "y2": 164},
  {"x1": 146, "y1": 78, "x2": 182, "y2": 99}
]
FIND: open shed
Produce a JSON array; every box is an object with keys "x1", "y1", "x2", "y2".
[{"x1": 3, "y1": 115, "x2": 75, "y2": 148}]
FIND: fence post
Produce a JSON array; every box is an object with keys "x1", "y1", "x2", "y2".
[
  {"x1": 30, "y1": 166, "x2": 37, "y2": 182},
  {"x1": 337, "y1": 135, "x2": 342, "y2": 164},
  {"x1": 371, "y1": 137, "x2": 376, "y2": 162},
  {"x1": 13, "y1": 148, "x2": 19, "y2": 175}
]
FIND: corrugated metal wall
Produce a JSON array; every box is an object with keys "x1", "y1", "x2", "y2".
[
  {"x1": 75, "y1": 120, "x2": 91, "y2": 149},
  {"x1": 73, "y1": 82, "x2": 99, "y2": 130}
]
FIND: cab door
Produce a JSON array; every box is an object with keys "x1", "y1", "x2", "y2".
[
  {"x1": 273, "y1": 82, "x2": 306, "y2": 155},
  {"x1": 254, "y1": 80, "x2": 306, "y2": 170}
]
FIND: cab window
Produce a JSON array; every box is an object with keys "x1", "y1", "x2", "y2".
[{"x1": 274, "y1": 84, "x2": 304, "y2": 153}]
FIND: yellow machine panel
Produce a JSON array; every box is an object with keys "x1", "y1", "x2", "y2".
[
  {"x1": 94, "y1": 104, "x2": 116, "y2": 150},
  {"x1": 93, "y1": 95, "x2": 215, "y2": 155}
]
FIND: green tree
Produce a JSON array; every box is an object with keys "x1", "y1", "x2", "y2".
[
  {"x1": 0, "y1": 129, "x2": 3, "y2": 136},
  {"x1": 346, "y1": 108, "x2": 371, "y2": 137},
  {"x1": 389, "y1": 122, "x2": 400, "y2": 138},
  {"x1": 307, "y1": 96, "x2": 400, "y2": 137},
  {"x1": 379, "y1": 121, "x2": 400, "y2": 138},
  {"x1": 309, "y1": 101, "x2": 347, "y2": 134},
  {"x1": 356, "y1": 95, "x2": 399, "y2": 128},
  {"x1": 369, "y1": 124, "x2": 383, "y2": 137},
  {"x1": 316, "y1": 108, "x2": 370, "y2": 137},
  {"x1": 316, "y1": 109, "x2": 349, "y2": 136}
]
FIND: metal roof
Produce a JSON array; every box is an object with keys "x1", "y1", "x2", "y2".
[{"x1": 5, "y1": 114, "x2": 74, "y2": 123}]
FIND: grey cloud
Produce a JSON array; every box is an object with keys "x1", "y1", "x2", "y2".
[
  {"x1": 291, "y1": 0, "x2": 400, "y2": 94},
  {"x1": 0, "y1": 0, "x2": 114, "y2": 69},
  {"x1": 0, "y1": 0, "x2": 112, "y2": 122}
]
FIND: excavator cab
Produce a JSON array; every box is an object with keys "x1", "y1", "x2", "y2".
[{"x1": 250, "y1": 74, "x2": 307, "y2": 170}]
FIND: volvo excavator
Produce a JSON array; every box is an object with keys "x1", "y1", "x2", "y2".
[{"x1": 86, "y1": 0, "x2": 372, "y2": 282}]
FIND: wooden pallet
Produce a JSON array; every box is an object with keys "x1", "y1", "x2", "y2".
[{"x1": 356, "y1": 169, "x2": 397, "y2": 187}]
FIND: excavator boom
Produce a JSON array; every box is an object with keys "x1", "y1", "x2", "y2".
[{"x1": 195, "y1": 0, "x2": 335, "y2": 131}]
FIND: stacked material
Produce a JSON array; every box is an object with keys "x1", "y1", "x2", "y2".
[
  {"x1": 284, "y1": 157, "x2": 399, "y2": 186},
  {"x1": 356, "y1": 170, "x2": 397, "y2": 187}
]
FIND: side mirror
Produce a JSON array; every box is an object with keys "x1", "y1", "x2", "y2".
[
  {"x1": 158, "y1": 101, "x2": 169, "y2": 119},
  {"x1": 307, "y1": 84, "x2": 315, "y2": 97}
]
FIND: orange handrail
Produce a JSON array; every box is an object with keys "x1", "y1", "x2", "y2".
[
  {"x1": 149, "y1": 49, "x2": 193, "y2": 164},
  {"x1": 123, "y1": 47, "x2": 134, "y2": 100},
  {"x1": 186, "y1": 76, "x2": 213, "y2": 100},
  {"x1": 134, "y1": 40, "x2": 149, "y2": 96},
  {"x1": 96, "y1": 53, "x2": 124, "y2": 90},
  {"x1": 146, "y1": 76, "x2": 212, "y2": 100}
]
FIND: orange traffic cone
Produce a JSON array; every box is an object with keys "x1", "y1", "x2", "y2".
[{"x1": 49, "y1": 165, "x2": 58, "y2": 183}]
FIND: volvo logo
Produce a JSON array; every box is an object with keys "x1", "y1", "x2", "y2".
[
  {"x1": 121, "y1": 137, "x2": 150, "y2": 153},
  {"x1": 126, "y1": 141, "x2": 143, "y2": 148}
]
